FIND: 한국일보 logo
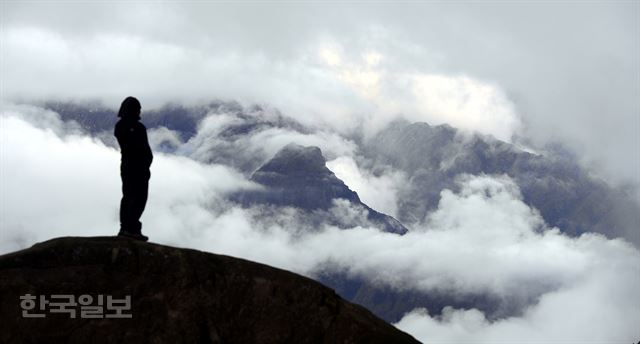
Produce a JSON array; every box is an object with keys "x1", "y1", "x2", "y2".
[{"x1": 20, "y1": 294, "x2": 132, "y2": 318}]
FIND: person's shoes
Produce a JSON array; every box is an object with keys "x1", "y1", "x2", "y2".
[{"x1": 117, "y1": 230, "x2": 149, "y2": 242}]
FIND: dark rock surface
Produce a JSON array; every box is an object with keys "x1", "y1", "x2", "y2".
[
  {"x1": 0, "y1": 237, "x2": 420, "y2": 344},
  {"x1": 250, "y1": 144, "x2": 355, "y2": 210},
  {"x1": 235, "y1": 143, "x2": 408, "y2": 234}
]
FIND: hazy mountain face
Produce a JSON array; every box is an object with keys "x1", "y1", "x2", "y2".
[
  {"x1": 233, "y1": 143, "x2": 408, "y2": 234},
  {"x1": 4, "y1": 100, "x2": 639, "y2": 339},
  {"x1": 3, "y1": 3, "x2": 638, "y2": 342},
  {"x1": 364, "y1": 120, "x2": 640, "y2": 246},
  {"x1": 46, "y1": 101, "x2": 637, "y2": 245}
]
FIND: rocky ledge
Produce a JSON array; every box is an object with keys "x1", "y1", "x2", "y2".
[{"x1": 0, "y1": 236, "x2": 420, "y2": 344}]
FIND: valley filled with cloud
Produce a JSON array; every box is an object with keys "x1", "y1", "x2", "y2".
[{"x1": 2, "y1": 2, "x2": 639, "y2": 343}]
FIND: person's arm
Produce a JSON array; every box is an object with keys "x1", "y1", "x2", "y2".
[
  {"x1": 114, "y1": 121, "x2": 129, "y2": 152},
  {"x1": 135, "y1": 122, "x2": 153, "y2": 168},
  {"x1": 115, "y1": 121, "x2": 151, "y2": 168}
]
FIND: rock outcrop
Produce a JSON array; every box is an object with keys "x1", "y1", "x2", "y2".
[{"x1": 0, "y1": 236, "x2": 420, "y2": 344}]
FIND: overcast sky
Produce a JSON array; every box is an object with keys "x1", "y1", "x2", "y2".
[
  {"x1": 2, "y1": 2, "x2": 639, "y2": 342},
  {"x1": 3, "y1": 1, "x2": 639, "y2": 187}
]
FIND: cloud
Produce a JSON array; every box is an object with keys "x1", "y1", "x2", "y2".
[
  {"x1": 327, "y1": 156, "x2": 406, "y2": 217},
  {"x1": 176, "y1": 109, "x2": 359, "y2": 174},
  {"x1": 316, "y1": 46, "x2": 522, "y2": 141},
  {"x1": 0, "y1": 114, "x2": 121, "y2": 253},
  {"x1": 2, "y1": 24, "x2": 522, "y2": 142},
  {"x1": 0, "y1": 108, "x2": 255, "y2": 253},
  {"x1": 180, "y1": 171, "x2": 640, "y2": 343},
  {"x1": 2, "y1": 106, "x2": 639, "y2": 342},
  {"x1": 395, "y1": 238, "x2": 640, "y2": 343},
  {"x1": 5, "y1": 2, "x2": 637, "y2": 190},
  {"x1": 3, "y1": 0, "x2": 640, "y2": 328}
]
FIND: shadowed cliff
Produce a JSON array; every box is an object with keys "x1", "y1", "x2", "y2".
[
  {"x1": 0, "y1": 237, "x2": 420, "y2": 344},
  {"x1": 234, "y1": 143, "x2": 408, "y2": 234}
]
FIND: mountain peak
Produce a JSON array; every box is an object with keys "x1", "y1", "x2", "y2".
[
  {"x1": 0, "y1": 236, "x2": 420, "y2": 344},
  {"x1": 258, "y1": 143, "x2": 329, "y2": 175},
  {"x1": 233, "y1": 144, "x2": 408, "y2": 234},
  {"x1": 248, "y1": 143, "x2": 360, "y2": 209}
]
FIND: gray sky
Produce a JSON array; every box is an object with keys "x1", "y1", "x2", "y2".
[
  {"x1": 2, "y1": 3, "x2": 640, "y2": 341},
  {"x1": 3, "y1": 1, "x2": 637, "y2": 188}
]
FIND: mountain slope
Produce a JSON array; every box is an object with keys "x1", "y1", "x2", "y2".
[
  {"x1": 236, "y1": 143, "x2": 408, "y2": 234},
  {"x1": 46, "y1": 100, "x2": 637, "y2": 244},
  {"x1": 0, "y1": 237, "x2": 420, "y2": 344},
  {"x1": 364, "y1": 119, "x2": 640, "y2": 245}
]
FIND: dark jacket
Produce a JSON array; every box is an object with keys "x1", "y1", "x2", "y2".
[{"x1": 115, "y1": 118, "x2": 153, "y2": 174}]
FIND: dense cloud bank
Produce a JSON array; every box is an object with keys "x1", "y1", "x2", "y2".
[
  {"x1": 3, "y1": 3, "x2": 638, "y2": 341},
  {"x1": 4, "y1": 2, "x2": 639, "y2": 189},
  {"x1": 2, "y1": 105, "x2": 638, "y2": 342}
]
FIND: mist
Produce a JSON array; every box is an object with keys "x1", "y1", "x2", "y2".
[
  {"x1": 4, "y1": 2, "x2": 638, "y2": 188},
  {"x1": 2, "y1": 2, "x2": 638, "y2": 342},
  {"x1": 2, "y1": 106, "x2": 639, "y2": 342}
]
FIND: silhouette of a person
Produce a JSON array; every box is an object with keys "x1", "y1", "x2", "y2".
[{"x1": 115, "y1": 96, "x2": 152, "y2": 241}]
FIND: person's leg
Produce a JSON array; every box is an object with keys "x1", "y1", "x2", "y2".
[
  {"x1": 119, "y1": 171, "x2": 149, "y2": 241},
  {"x1": 119, "y1": 174, "x2": 134, "y2": 233},
  {"x1": 129, "y1": 175, "x2": 149, "y2": 234}
]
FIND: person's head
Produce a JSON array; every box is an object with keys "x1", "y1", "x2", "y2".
[{"x1": 118, "y1": 96, "x2": 141, "y2": 120}]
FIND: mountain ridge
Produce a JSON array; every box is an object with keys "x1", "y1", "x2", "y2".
[
  {"x1": 236, "y1": 143, "x2": 408, "y2": 234},
  {"x1": 26, "y1": 101, "x2": 640, "y2": 323},
  {"x1": 364, "y1": 119, "x2": 640, "y2": 245}
]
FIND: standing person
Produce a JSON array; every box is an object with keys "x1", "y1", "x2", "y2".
[{"x1": 115, "y1": 96, "x2": 152, "y2": 241}]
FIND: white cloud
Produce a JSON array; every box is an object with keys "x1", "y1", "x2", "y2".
[
  {"x1": 0, "y1": 109, "x2": 255, "y2": 253},
  {"x1": 317, "y1": 46, "x2": 521, "y2": 142},
  {"x1": 408, "y1": 74, "x2": 519, "y2": 142},
  {"x1": 177, "y1": 110, "x2": 359, "y2": 171},
  {"x1": 395, "y1": 239, "x2": 640, "y2": 343},
  {"x1": 0, "y1": 114, "x2": 121, "y2": 253},
  {"x1": 245, "y1": 127, "x2": 358, "y2": 162},
  {"x1": 327, "y1": 156, "x2": 406, "y2": 217},
  {"x1": 2, "y1": 2, "x2": 638, "y2": 341},
  {"x1": 4, "y1": 2, "x2": 637, "y2": 189},
  {"x1": 2, "y1": 103, "x2": 639, "y2": 343},
  {"x1": 3, "y1": 25, "x2": 522, "y2": 143},
  {"x1": 148, "y1": 127, "x2": 183, "y2": 151}
]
